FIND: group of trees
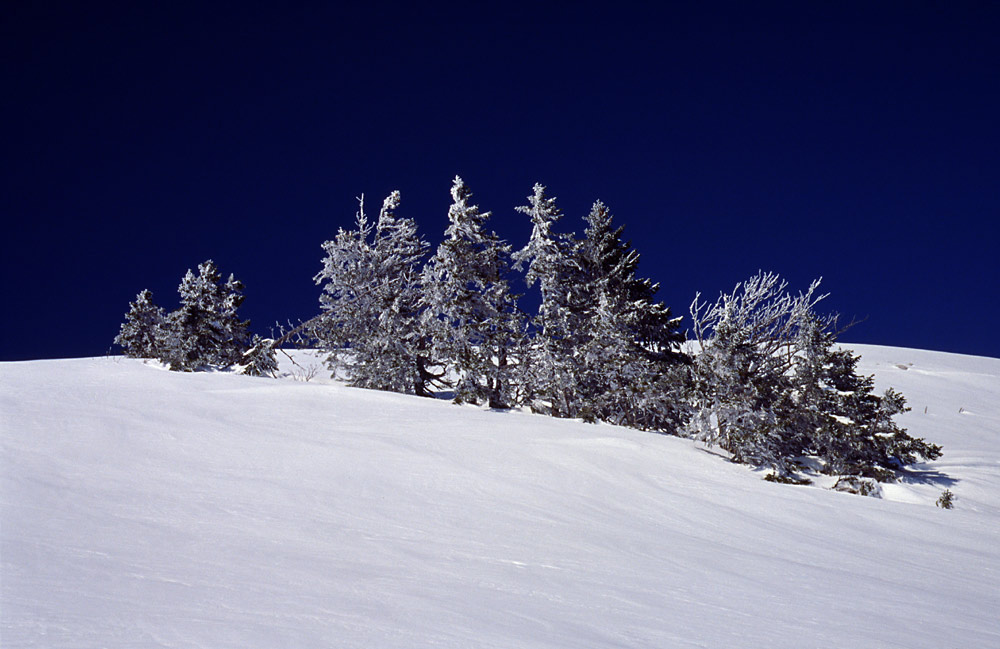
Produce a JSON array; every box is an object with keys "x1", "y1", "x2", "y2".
[
  {"x1": 309, "y1": 177, "x2": 940, "y2": 486},
  {"x1": 312, "y1": 177, "x2": 688, "y2": 429},
  {"x1": 116, "y1": 176, "x2": 942, "y2": 490},
  {"x1": 685, "y1": 272, "x2": 941, "y2": 484},
  {"x1": 115, "y1": 260, "x2": 276, "y2": 376}
]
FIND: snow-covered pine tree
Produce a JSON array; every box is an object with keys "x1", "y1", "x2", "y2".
[
  {"x1": 314, "y1": 192, "x2": 433, "y2": 395},
  {"x1": 511, "y1": 183, "x2": 580, "y2": 417},
  {"x1": 313, "y1": 196, "x2": 377, "y2": 361},
  {"x1": 421, "y1": 176, "x2": 523, "y2": 407},
  {"x1": 114, "y1": 289, "x2": 166, "y2": 358},
  {"x1": 573, "y1": 200, "x2": 686, "y2": 429},
  {"x1": 686, "y1": 272, "x2": 826, "y2": 471},
  {"x1": 686, "y1": 299, "x2": 788, "y2": 468},
  {"x1": 240, "y1": 335, "x2": 279, "y2": 377},
  {"x1": 159, "y1": 260, "x2": 250, "y2": 371},
  {"x1": 687, "y1": 271, "x2": 942, "y2": 482},
  {"x1": 370, "y1": 191, "x2": 435, "y2": 395},
  {"x1": 789, "y1": 318, "x2": 942, "y2": 480}
]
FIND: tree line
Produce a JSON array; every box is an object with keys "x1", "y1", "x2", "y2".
[{"x1": 115, "y1": 176, "x2": 941, "y2": 492}]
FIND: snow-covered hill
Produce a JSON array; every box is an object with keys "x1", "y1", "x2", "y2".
[{"x1": 2, "y1": 345, "x2": 998, "y2": 648}]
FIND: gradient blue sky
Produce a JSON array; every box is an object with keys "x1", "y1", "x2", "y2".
[{"x1": 3, "y1": 2, "x2": 998, "y2": 361}]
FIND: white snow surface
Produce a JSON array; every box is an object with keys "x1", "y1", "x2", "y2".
[{"x1": 2, "y1": 344, "x2": 998, "y2": 648}]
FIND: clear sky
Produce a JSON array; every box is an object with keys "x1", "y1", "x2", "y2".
[{"x1": 3, "y1": 2, "x2": 998, "y2": 361}]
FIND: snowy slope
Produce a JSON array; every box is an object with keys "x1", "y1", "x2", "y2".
[{"x1": 2, "y1": 346, "x2": 998, "y2": 648}]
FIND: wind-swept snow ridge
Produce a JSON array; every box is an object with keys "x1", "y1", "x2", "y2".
[{"x1": 2, "y1": 346, "x2": 998, "y2": 648}]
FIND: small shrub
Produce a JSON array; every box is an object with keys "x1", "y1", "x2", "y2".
[
  {"x1": 832, "y1": 475, "x2": 882, "y2": 498},
  {"x1": 240, "y1": 336, "x2": 278, "y2": 377},
  {"x1": 936, "y1": 489, "x2": 955, "y2": 509},
  {"x1": 579, "y1": 406, "x2": 599, "y2": 424},
  {"x1": 764, "y1": 472, "x2": 813, "y2": 486}
]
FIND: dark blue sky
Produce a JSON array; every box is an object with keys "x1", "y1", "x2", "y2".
[{"x1": 3, "y1": 2, "x2": 998, "y2": 361}]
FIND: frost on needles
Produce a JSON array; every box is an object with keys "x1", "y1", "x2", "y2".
[{"x1": 116, "y1": 178, "x2": 943, "y2": 490}]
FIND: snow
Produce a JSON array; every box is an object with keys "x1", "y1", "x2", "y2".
[{"x1": 2, "y1": 345, "x2": 999, "y2": 648}]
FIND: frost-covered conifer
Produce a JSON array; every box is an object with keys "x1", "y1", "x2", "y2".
[
  {"x1": 687, "y1": 271, "x2": 942, "y2": 480},
  {"x1": 315, "y1": 192, "x2": 433, "y2": 395},
  {"x1": 789, "y1": 319, "x2": 942, "y2": 479},
  {"x1": 572, "y1": 201, "x2": 686, "y2": 429},
  {"x1": 686, "y1": 272, "x2": 827, "y2": 471},
  {"x1": 313, "y1": 197, "x2": 377, "y2": 354},
  {"x1": 240, "y1": 335, "x2": 279, "y2": 377},
  {"x1": 511, "y1": 184, "x2": 580, "y2": 416},
  {"x1": 114, "y1": 289, "x2": 165, "y2": 358},
  {"x1": 511, "y1": 190, "x2": 686, "y2": 423},
  {"x1": 160, "y1": 260, "x2": 250, "y2": 371},
  {"x1": 421, "y1": 177, "x2": 523, "y2": 407}
]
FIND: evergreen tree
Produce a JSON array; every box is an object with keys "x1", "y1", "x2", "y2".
[
  {"x1": 160, "y1": 260, "x2": 250, "y2": 371},
  {"x1": 686, "y1": 272, "x2": 828, "y2": 471},
  {"x1": 240, "y1": 335, "x2": 279, "y2": 377},
  {"x1": 572, "y1": 201, "x2": 686, "y2": 429},
  {"x1": 315, "y1": 192, "x2": 433, "y2": 395},
  {"x1": 789, "y1": 319, "x2": 942, "y2": 479},
  {"x1": 687, "y1": 272, "x2": 942, "y2": 481},
  {"x1": 686, "y1": 301, "x2": 790, "y2": 468},
  {"x1": 511, "y1": 183, "x2": 580, "y2": 416},
  {"x1": 421, "y1": 176, "x2": 523, "y2": 407},
  {"x1": 114, "y1": 289, "x2": 165, "y2": 358},
  {"x1": 313, "y1": 196, "x2": 378, "y2": 358}
]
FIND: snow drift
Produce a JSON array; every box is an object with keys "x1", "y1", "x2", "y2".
[{"x1": 2, "y1": 345, "x2": 998, "y2": 648}]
